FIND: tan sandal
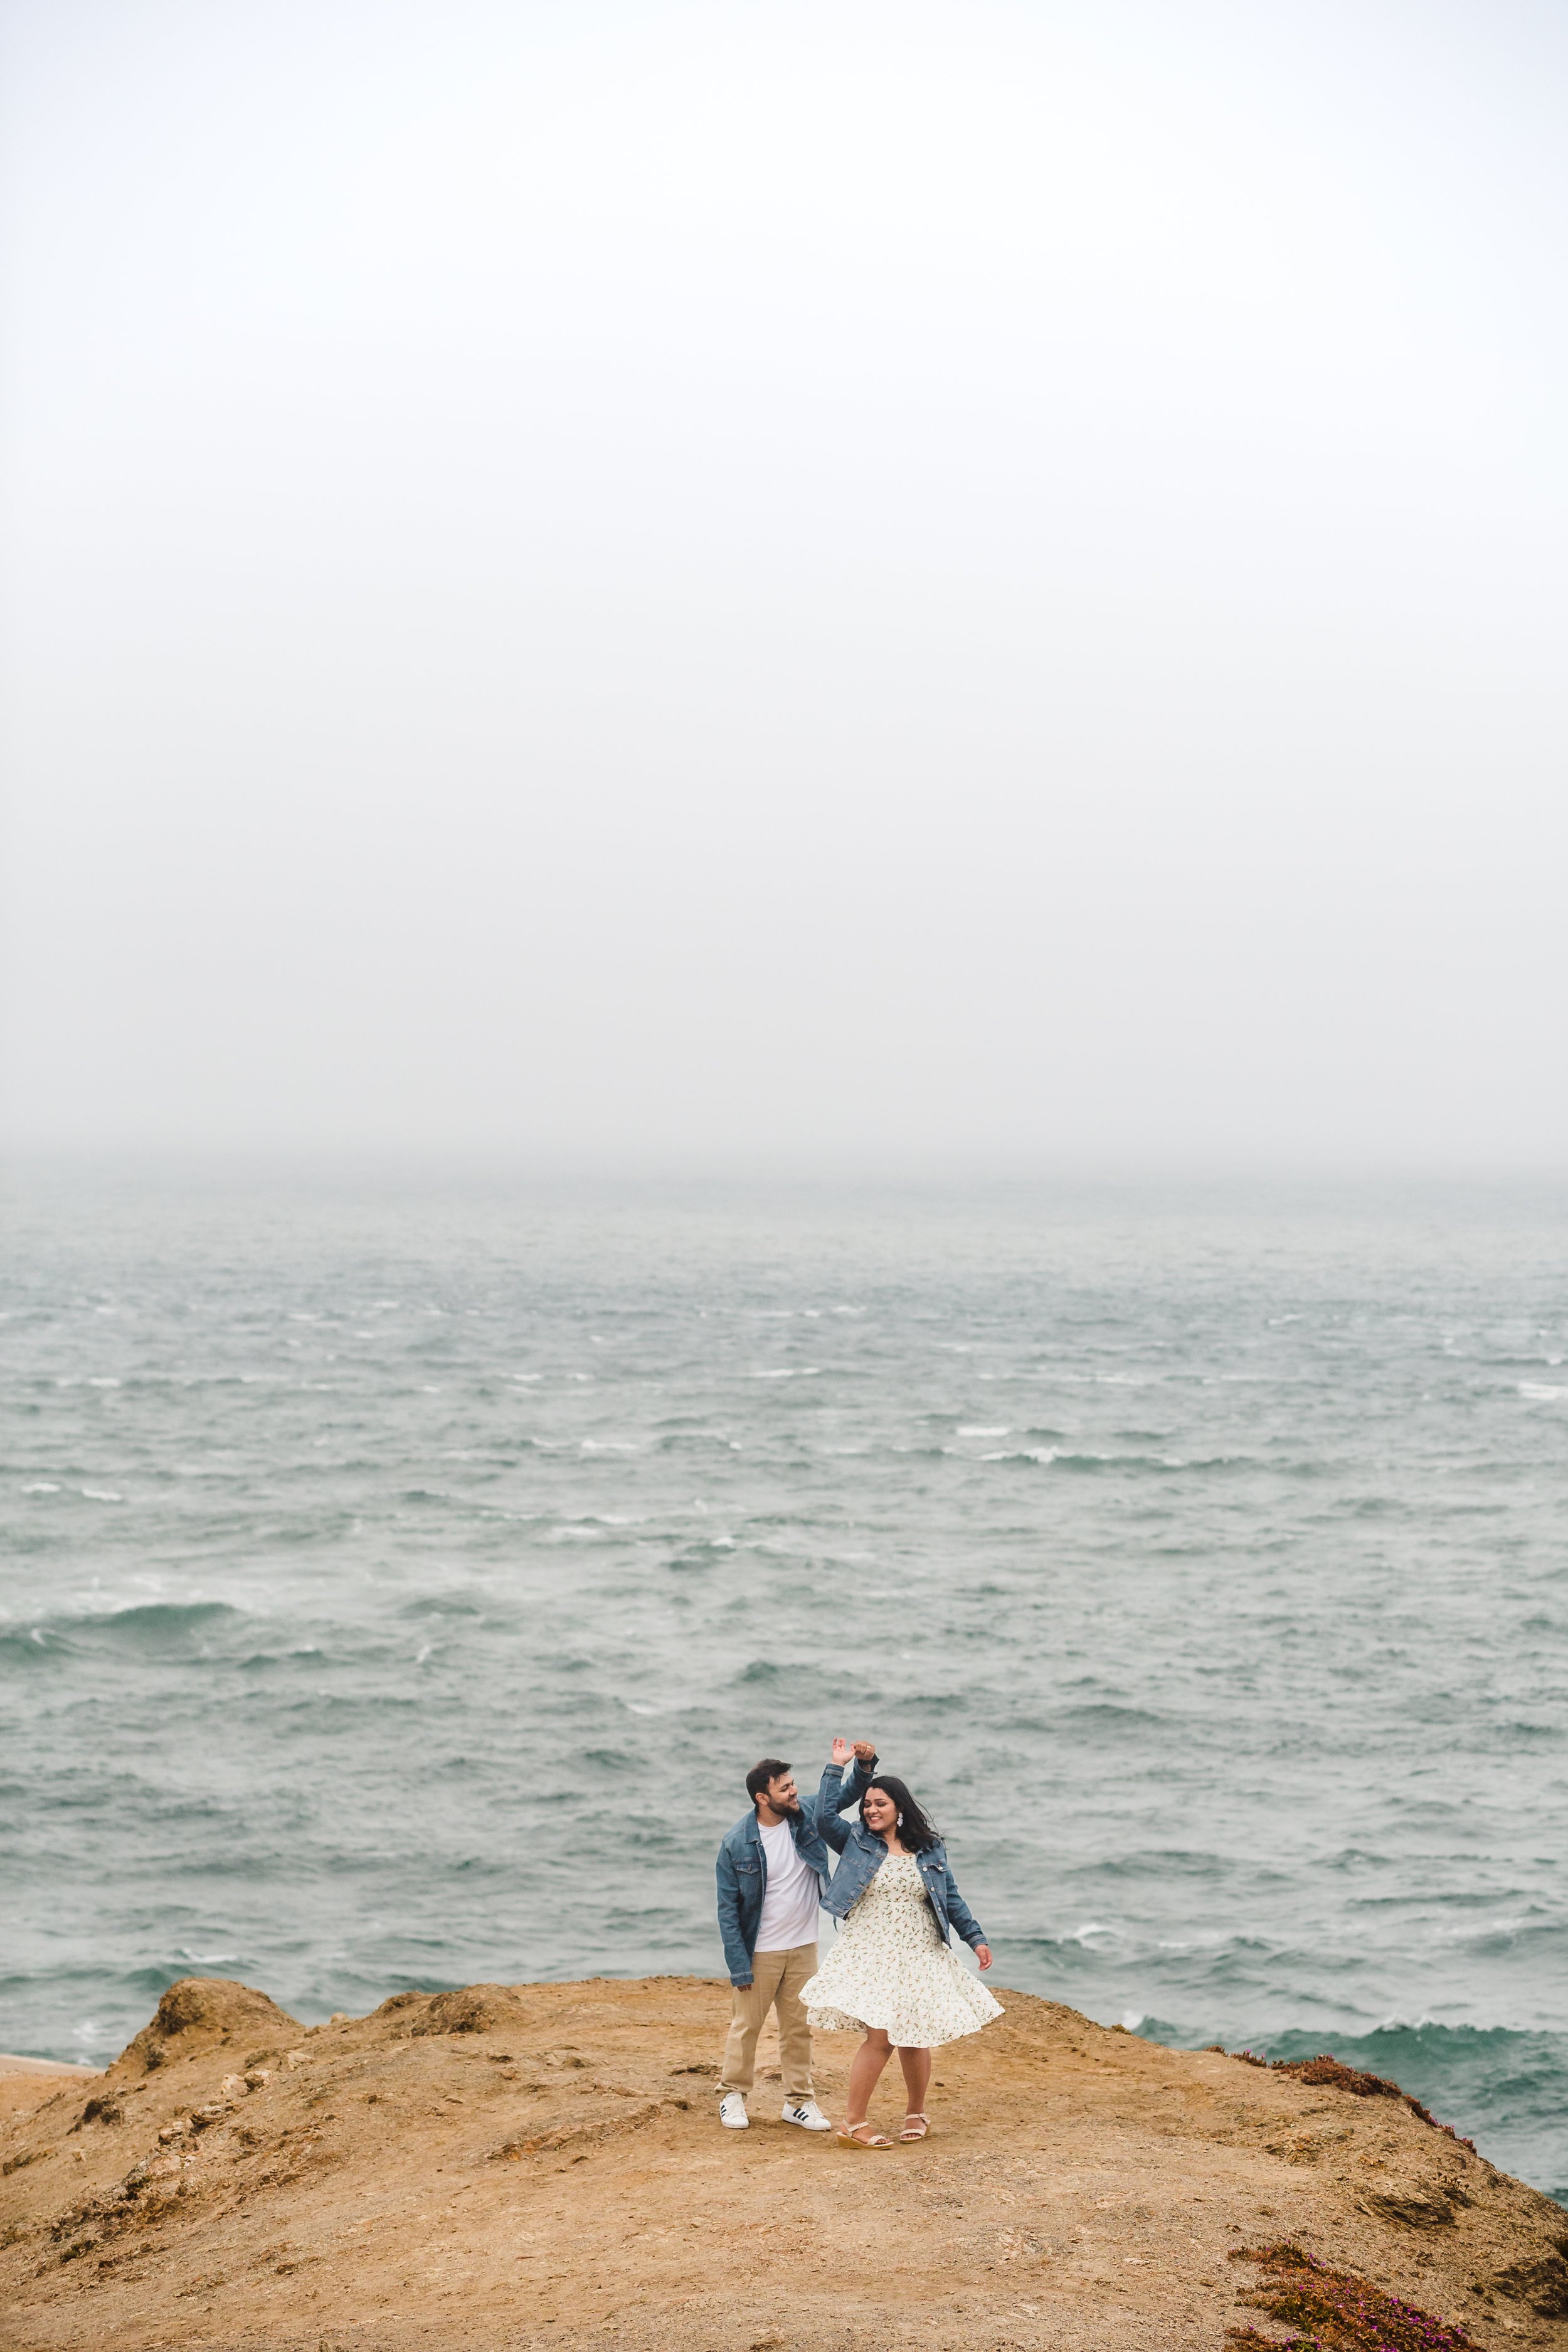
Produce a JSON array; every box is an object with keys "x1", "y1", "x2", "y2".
[
  {"x1": 835, "y1": 2121, "x2": 894, "y2": 2148},
  {"x1": 899, "y1": 2112, "x2": 931, "y2": 2140}
]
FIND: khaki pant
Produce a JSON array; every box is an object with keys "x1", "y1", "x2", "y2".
[{"x1": 718, "y1": 1941, "x2": 818, "y2": 2102}]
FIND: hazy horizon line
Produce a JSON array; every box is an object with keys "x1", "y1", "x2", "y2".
[{"x1": 4, "y1": 1144, "x2": 1566, "y2": 1192}]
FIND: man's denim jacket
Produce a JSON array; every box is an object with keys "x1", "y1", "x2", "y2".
[
  {"x1": 715, "y1": 1754, "x2": 876, "y2": 1987},
  {"x1": 815, "y1": 1762, "x2": 987, "y2": 1953}
]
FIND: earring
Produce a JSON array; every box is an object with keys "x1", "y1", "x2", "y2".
[{"x1": 897, "y1": 1813, "x2": 904, "y2": 1826}]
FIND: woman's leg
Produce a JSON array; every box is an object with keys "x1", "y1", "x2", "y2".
[
  {"x1": 897, "y1": 2044, "x2": 931, "y2": 2119},
  {"x1": 845, "y1": 2030, "x2": 894, "y2": 2126}
]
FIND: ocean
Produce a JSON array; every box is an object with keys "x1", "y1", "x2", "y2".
[{"x1": 2, "y1": 1168, "x2": 1564, "y2": 2201}]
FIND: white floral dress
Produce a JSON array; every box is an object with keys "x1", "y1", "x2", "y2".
[{"x1": 800, "y1": 1850, "x2": 1004, "y2": 2048}]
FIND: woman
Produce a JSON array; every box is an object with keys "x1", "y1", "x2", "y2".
[{"x1": 801, "y1": 1737, "x2": 1002, "y2": 2147}]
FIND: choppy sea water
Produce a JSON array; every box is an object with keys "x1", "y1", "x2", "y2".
[{"x1": 1, "y1": 1170, "x2": 1564, "y2": 2200}]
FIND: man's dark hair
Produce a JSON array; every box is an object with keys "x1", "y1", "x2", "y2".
[
  {"x1": 746, "y1": 1757, "x2": 791, "y2": 1802},
  {"x1": 861, "y1": 1775, "x2": 940, "y2": 1853}
]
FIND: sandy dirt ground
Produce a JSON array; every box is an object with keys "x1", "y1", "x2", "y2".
[
  {"x1": 0, "y1": 2066, "x2": 98, "y2": 2135},
  {"x1": 3, "y1": 1975, "x2": 1565, "y2": 2352}
]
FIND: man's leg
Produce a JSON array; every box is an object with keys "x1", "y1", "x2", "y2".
[
  {"x1": 718, "y1": 1949, "x2": 786, "y2": 2098},
  {"x1": 773, "y1": 1939, "x2": 820, "y2": 2104}
]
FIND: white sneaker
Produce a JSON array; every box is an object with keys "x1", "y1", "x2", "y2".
[
  {"x1": 781, "y1": 2099, "x2": 832, "y2": 2131},
  {"x1": 718, "y1": 2093, "x2": 749, "y2": 2129}
]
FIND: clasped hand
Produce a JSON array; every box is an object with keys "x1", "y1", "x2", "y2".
[{"x1": 829, "y1": 1735, "x2": 876, "y2": 1768}]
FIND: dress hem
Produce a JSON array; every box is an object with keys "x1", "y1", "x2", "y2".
[{"x1": 806, "y1": 2002, "x2": 1002, "y2": 2047}]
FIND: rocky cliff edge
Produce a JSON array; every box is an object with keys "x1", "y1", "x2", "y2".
[{"x1": 3, "y1": 1975, "x2": 1565, "y2": 2352}]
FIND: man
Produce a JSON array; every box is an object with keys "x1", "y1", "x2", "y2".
[{"x1": 714, "y1": 1735, "x2": 877, "y2": 2132}]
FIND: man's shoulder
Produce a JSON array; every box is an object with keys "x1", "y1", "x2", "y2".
[{"x1": 718, "y1": 1812, "x2": 758, "y2": 1855}]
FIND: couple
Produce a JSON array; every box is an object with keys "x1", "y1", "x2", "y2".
[{"x1": 714, "y1": 1735, "x2": 1002, "y2": 2148}]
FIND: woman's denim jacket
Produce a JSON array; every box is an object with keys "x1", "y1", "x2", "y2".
[
  {"x1": 715, "y1": 1753, "x2": 877, "y2": 1987},
  {"x1": 815, "y1": 1762, "x2": 987, "y2": 1954}
]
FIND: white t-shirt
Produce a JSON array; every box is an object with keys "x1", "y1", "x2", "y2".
[{"x1": 755, "y1": 1816, "x2": 822, "y2": 1953}]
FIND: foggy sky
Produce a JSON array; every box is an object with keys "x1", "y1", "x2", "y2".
[{"x1": 3, "y1": 0, "x2": 1565, "y2": 1170}]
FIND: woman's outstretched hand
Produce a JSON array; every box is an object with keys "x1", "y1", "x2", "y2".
[
  {"x1": 830, "y1": 1736, "x2": 851, "y2": 1767},
  {"x1": 976, "y1": 1945, "x2": 993, "y2": 1971}
]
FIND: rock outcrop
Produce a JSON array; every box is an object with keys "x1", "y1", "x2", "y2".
[
  {"x1": 1, "y1": 1976, "x2": 1564, "y2": 2352},
  {"x1": 111, "y1": 1978, "x2": 302, "y2": 2080}
]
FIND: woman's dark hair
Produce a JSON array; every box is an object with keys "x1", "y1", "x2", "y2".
[{"x1": 861, "y1": 1776, "x2": 940, "y2": 1853}]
